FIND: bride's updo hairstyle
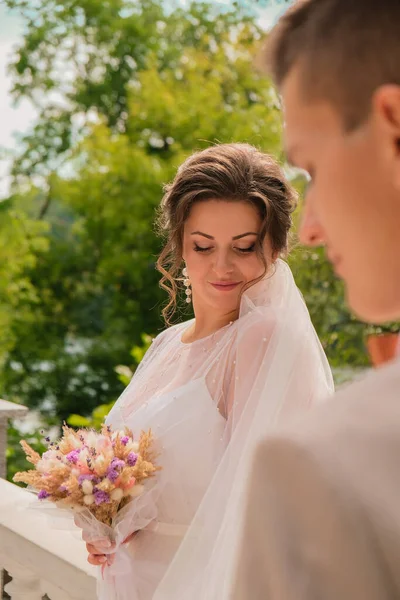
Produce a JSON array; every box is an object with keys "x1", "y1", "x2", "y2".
[{"x1": 156, "y1": 143, "x2": 297, "y2": 323}]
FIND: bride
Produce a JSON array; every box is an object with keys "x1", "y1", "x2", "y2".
[{"x1": 84, "y1": 143, "x2": 334, "y2": 599}]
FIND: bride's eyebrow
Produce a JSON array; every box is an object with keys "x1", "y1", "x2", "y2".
[
  {"x1": 191, "y1": 231, "x2": 214, "y2": 239},
  {"x1": 232, "y1": 232, "x2": 258, "y2": 240},
  {"x1": 190, "y1": 231, "x2": 259, "y2": 240}
]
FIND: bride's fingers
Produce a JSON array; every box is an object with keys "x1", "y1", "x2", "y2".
[
  {"x1": 86, "y1": 541, "x2": 115, "y2": 553},
  {"x1": 87, "y1": 553, "x2": 116, "y2": 567},
  {"x1": 86, "y1": 542, "x2": 103, "y2": 555},
  {"x1": 88, "y1": 553, "x2": 107, "y2": 566},
  {"x1": 78, "y1": 527, "x2": 113, "y2": 547},
  {"x1": 84, "y1": 538, "x2": 115, "y2": 552}
]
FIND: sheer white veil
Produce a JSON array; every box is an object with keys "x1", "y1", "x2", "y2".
[{"x1": 152, "y1": 258, "x2": 334, "y2": 598}]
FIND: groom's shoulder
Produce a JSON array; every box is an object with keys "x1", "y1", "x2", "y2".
[
  {"x1": 271, "y1": 358, "x2": 400, "y2": 449},
  {"x1": 321, "y1": 358, "x2": 399, "y2": 414},
  {"x1": 331, "y1": 358, "x2": 400, "y2": 416},
  {"x1": 335, "y1": 358, "x2": 400, "y2": 404}
]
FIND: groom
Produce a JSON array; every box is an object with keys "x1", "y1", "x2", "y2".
[{"x1": 233, "y1": 1, "x2": 400, "y2": 598}]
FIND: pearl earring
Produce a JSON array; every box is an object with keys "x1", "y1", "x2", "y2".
[{"x1": 182, "y1": 267, "x2": 192, "y2": 304}]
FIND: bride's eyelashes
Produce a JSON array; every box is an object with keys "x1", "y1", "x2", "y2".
[
  {"x1": 236, "y1": 243, "x2": 256, "y2": 254},
  {"x1": 193, "y1": 243, "x2": 256, "y2": 254},
  {"x1": 193, "y1": 243, "x2": 213, "y2": 253}
]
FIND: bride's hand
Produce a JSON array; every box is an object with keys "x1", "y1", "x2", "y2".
[
  {"x1": 85, "y1": 532, "x2": 137, "y2": 566},
  {"x1": 86, "y1": 538, "x2": 115, "y2": 566}
]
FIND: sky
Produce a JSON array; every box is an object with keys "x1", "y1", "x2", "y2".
[
  {"x1": 0, "y1": 5, "x2": 37, "y2": 196},
  {"x1": 0, "y1": 1, "x2": 289, "y2": 198}
]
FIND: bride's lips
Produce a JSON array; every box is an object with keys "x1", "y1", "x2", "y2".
[{"x1": 209, "y1": 281, "x2": 241, "y2": 292}]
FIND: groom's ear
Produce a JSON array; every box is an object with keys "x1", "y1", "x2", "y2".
[{"x1": 373, "y1": 85, "x2": 400, "y2": 189}]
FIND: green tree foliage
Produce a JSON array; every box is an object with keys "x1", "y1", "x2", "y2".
[
  {"x1": 67, "y1": 333, "x2": 151, "y2": 430},
  {"x1": 4, "y1": 0, "x2": 267, "y2": 182},
  {"x1": 0, "y1": 199, "x2": 49, "y2": 365}
]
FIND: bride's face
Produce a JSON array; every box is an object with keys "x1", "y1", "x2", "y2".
[{"x1": 182, "y1": 199, "x2": 272, "y2": 315}]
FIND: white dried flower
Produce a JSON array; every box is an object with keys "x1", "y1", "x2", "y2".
[
  {"x1": 70, "y1": 437, "x2": 82, "y2": 449},
  {"x1": 85, "y1": 432, "x2": 98, "y2": 448},
  {"x1": 37, "y1": 459, "x2": 50, "y2": 473},
  {"x1": 83, "y1": 494, "x2": 95, "y2": 506},
  {"x1": 110, "y1": 488, "x2": 124, "y2": 502},
  {"x1": 81, "y1": 480, "x2": 93, "y2": 495},
  {"x1": 128, "y1": 484, "x2": 144, "y2": 498},
  {"x1": 38, "y1": 457, "x2": 63, "y2": 472},
  {"x1": 94, "y1": 456, "x2": 106, "y2": 471}
]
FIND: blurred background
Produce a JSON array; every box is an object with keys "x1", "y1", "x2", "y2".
[{"x1": 0, "y1": 0, "x2": 398, "y2": 480}]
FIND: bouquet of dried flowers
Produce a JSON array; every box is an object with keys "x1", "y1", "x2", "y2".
[{"x1": 13, "y1": 424, "x2": 159, "y2": 527}]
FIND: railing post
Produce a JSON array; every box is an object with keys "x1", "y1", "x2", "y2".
[
  {"x1": 0, "y1": 417, "x2": 7, "y2": 481},
  {"x1": 4, "y1": 564, "x2": 42, "y2": 599},
  {"x1": 0, "y1": 398, "x2": 28, "y2": 598}
]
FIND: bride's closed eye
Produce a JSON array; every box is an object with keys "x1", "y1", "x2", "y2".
[
  {"x1": 235, "y1": 243, "x2": 256, "y2": 254},
  {"x1": 194, "y1": 243, "x2": 213, "y2": 253},
  {"x1": 193, "y1": 243, "x2": 256, "y2": 254}
]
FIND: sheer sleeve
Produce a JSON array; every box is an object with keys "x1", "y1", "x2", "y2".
[
  {"x1": 105, "y1": 323, "x2": 185, "y2": 429},
  {"x1": 208, "y1": 299, "x2": 330, "y2": 439},
  {"x1": 224, "y1": 310, "x2": 276, "y2": 422},
  {"x1": 205, "y1": 310, "x2": 276, "y2": 425}
]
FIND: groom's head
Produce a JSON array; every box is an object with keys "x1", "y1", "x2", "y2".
[{"x1": 264, "y1": 0, "x2": 400, "y2": 323}]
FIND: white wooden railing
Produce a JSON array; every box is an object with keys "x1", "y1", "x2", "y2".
[
  {"x1": 0, "y1": 479, "x2": 97, "y2": 599},
  {"x1": 0, "y1": 400, "x2": 97, "y2": 600}
]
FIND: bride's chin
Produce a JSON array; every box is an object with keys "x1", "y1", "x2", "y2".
[
  {"x1": 209, "y1": 300, "x2": 239, "y2": 316},
  {"x1": 194, "y1": 291, "x2": 240, "y2": 316}
]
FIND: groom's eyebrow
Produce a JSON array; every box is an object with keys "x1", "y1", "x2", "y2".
[{"x1": 190, "y1": 231, "x2": 258, "y2": 240}]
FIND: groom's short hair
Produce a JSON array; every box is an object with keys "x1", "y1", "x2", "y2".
[{"x1": 263, "y1": 0, "x2": 400, "y2": 131}]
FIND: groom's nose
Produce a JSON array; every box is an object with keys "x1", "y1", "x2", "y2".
[{"x1": 299, "y1": 200, "x2": 325, "y2": 247}]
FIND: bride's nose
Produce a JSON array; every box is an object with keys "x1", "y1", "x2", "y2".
[{"x1": 212, "y1": 250, "x2": 234, "y2": 277}]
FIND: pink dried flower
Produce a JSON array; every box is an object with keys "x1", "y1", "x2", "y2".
[
  {"x1": 111, "y1": 458, "x2": 125, "y2": 470},
  {"x1": 66, "y1": 449, "x2": 81, "y2": 464},
  {"x1": 107, "y1": 469, "x2": 119, "y2": 483},
  {"x1": 127, "y1": 453, "x2": 138, "y2": 467},
  {"x1": 94, "y1": 490, "x2": 110, "y2": 505}
]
